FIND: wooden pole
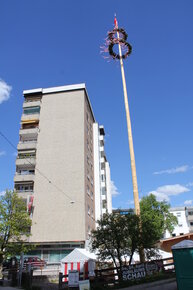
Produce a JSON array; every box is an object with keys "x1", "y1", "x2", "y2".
[
  {"x1": 116, "y1": 25, "x2": 145, "y2": 262},
  {"x1": 116, "y1": 30, "x2": 140, "y2": 216}
]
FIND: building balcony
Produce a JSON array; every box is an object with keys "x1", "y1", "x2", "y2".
[
  {"x1": 17, "y1": 141, "x2": 37, "y2": 150},
  {"x1": 102, "y1": 208, "x2": 107, "y2": 215},
  {"x1": 19, "y1": 127, "x2": 39, "y2": 138},
  {"x1": 100, "y1": 169, "x2": 105, "y2": 175},
  {"x1": 16, "y1": 157, "x2": 36, "y2": 167},
  {"x1": 100, "y1": 157, "x2": 105, "y2": 163},
  {"x1": 14, "y1": 173, "x2": 35, "y2": 183},
  {"x1": 99, "y1": 135, "x2": 104, "y2": 141},
  {"x1": 16, "y1": 191, "x2": 34, "y2": 199},
  {"x1": 101, "y1": 181, "x2": 106, "y2": 188},
  {"x1": 187, "y1": 215, "x2": 193, "y2": 221},
  {"x1": 21, "y1": 113, "x2": 40, "y2": 122},
  {"x1": 100, "y1": 146, "x2": 104, "y2": 152},
  {"x1": 23, "y1": 100, "x2": 41, "y2": 108},
  {"x1": 102, "y1": 194, "x2": 106, "y2": 201}
]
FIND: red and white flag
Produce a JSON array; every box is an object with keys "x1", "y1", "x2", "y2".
[{"x1": 114, "y1": 17, "x2": 118, "y2": 28}]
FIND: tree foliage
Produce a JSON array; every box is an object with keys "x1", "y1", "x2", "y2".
[
  {"x1": 91, "y1": 194, "x2": 178, "y2": 269},
  {"x1": 0, "y1": 190, "x2": 32, "y2": 262},
  {"x1": 140, "y1": 194, "x2": 178, "y2": 259},
  {"x1": 90, "y1": 213, "x2": 141, "y2": 276}
]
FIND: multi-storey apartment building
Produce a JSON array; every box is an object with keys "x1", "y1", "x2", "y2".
[
  {"x1": 165, "y1": 207, "x2": 190, "y2": 238},
  {"x1": 185, "y1": 207, "x2": 193, "y2": 232},
  {"x1": 14, "y1": 83, "x2": 112, "y2": 262},
  {"x1": 93, "y1": 124, "x2": 112, "y2": 222}
]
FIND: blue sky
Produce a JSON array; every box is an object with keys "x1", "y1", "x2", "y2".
[{"x1": 0, "y1": 0, "x2": 193, "y2": 209}]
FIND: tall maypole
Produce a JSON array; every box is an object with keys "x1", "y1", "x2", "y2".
[{"x1": 106, "y1": 16, "x2": 140, "y2": 216}]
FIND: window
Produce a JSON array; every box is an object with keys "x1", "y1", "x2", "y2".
[
  {"x1": 88, "y1": 205, "x2": 90, "y2": 216},
  {"x1": 102, "y1": 188, "x2": 106, "y2": 195},
  {"x1": 102, "y1": 200, "x2": 107, "y2": 209},
  {"x1": 15, "y1": 184, "x2": 33, "y2": 192},
  {"x1": 101, "y1": 163, "x2": 105, "y2": 170},
  {"x1": 91, "y1": 191, "x2": 93, "y2": 200},
  {"x1": 18, "y1": 152, "x2": 36, "y2": 159},
  {"x1": 91, "y1": 209, "x2": 94, "y2": 219},
  {"x1": 172, "y1": 233, "x2": 176, "y2": 237},
  {"x1": 101, "y1": 175, "x2": 105, "y2": 182},
  {"x1": 23, "y1": 106, "x2": 40, "y2": 115},
  {"x1": 190, "y1": 222, "x2": 193, "y2": 226},
  {"x1": 180, "y1": 233, "x2": 184, "y2": 236},
  {"x1": 176, "y1": 212, "x2": 181, "y2": 217},
  {"x1": 188, "y1": 211, "x2": 193, "y2": 216},
  {"x1": 87, "y1": 186, "x2": 90, "y2": 196},
  {"x1": 22, "y1": 122, "x2": 39, "y2": 129},
  {"x1": 178, "y1": 224, "x2": 183, "y2": 227}
]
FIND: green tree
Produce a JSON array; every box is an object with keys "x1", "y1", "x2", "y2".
[
  {"x1": 91, "y1": 194, "x2": 178, "y2": 273},
  {"x1": 90, "y1": 213, "x2": 141, "y2": 277},
  {"x1": 0, "y1": 190, "x2": 32, "y2": 263},
  {"x1": 140, "y1": 194, "x2": 178, "y2": 259}
]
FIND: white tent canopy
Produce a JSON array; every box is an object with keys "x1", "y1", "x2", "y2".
[{"x1": 61, "y1": 248, "x2": 96, "y2": 263}]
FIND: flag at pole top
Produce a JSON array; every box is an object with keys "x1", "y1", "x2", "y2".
[{"x1": 114, "y1": 16, "x2": 118, "y2": 28}]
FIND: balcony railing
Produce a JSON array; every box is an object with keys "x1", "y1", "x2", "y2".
[
  {"x1": 14, "y1": 173, "x2": 35, "y2": 182},
  {"x1": 15, "y1": 189, "x2": 34, "y2": 193},
  {"x1": 16, "y1": 157, "x2": 36, "y2": 167},
  {"x1": 15, "y1": 171, "x2": 35, "y2": 175},
  {"x1": 23, "y1": 99, "x2": 41, "y2": 108},
  {"x1": 20, "y1": 139, "x2": 37, "y2": 143},
  {"x1": 19, "y1": 127, "x2": 39, "y2": 138},
  {"x1": 17, "y1": 140, "x2": 37, "y2": 150},
  {"x1": 17, "y1": 154, "x2": 36, "y2": 159}
]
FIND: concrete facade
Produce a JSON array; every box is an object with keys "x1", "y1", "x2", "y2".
[
  {"x1": 93, "y1": 124, "x2": 112, "y2": 222},
  {"x1": 14, "y1": 83, "x2": 111, "y2": 262},
  {"x1": 165, "y1": 207, "x2": 190, "y2": 238}
]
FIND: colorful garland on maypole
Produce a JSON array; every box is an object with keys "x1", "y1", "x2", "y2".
[
  {"x1": 101, "y1": 16, "x2": 132, "y2": 60},
  {"x1": 108, "y1": 28, "x2": 132, "y2": 60}
]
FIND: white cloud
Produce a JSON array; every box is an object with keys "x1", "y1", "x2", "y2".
[
  {"x1": 110, "y1": 180, "x2": 120, "y2": 196},
  {"x1": 0, "y1": 79, "x2": 12, "y2": 104},
  {"x1": 149, "y1": 184, "x2": 190, "y2": 202},
  {"x1": 0, "y1": 191, "x2": 5, "y2": 196},
  {"x1": 153, "y1": 165, "x2": 189, "y2": 175},
  {"x1": 0, "y1": 151, "x2": 6, "y2": 156},
  {"x1": 186, "y1": 182, "x2": 193, "y2": 187},
  {"x1": 184, "y1": 200, "x2": 193, "y2": 206}
]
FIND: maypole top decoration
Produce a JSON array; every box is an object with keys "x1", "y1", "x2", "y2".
[{"x1": 105, "y1": 16, "x2": 132, "y2": 60}]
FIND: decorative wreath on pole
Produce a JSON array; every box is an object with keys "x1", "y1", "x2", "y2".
[{"x1": 108, "y1": 28, "x2": 132, "y2": 60}]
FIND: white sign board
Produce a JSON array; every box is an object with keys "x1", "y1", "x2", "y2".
[
  {"x1": 79, "y1": 279, "x2": 90, "y2": 290},
  {"x1": 68, "y1": 270, "x2": 79, "y2": 287}
]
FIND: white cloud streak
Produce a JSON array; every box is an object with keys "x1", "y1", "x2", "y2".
[
  {"x1": 149, "y1": 184, "x2": 190, "y2": 202},
  {"x1": 186, "y1": 182, "x2": 193, "y2": 187},
  {"x1": 110, "y1": 180, "x2": 120, "y2": 196},
  {"x1": 153, "y1": 165, "x2": 189, "y2": 175},
  {"x1": 0, "y1": 79, "x2": 12, "y2": 104},
  {"x1": 184, "y1": 200, "x2": 193, "y2": 206},
  {"x1": 0, "y1": 151, "x2": 6, "y2": 156}
]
